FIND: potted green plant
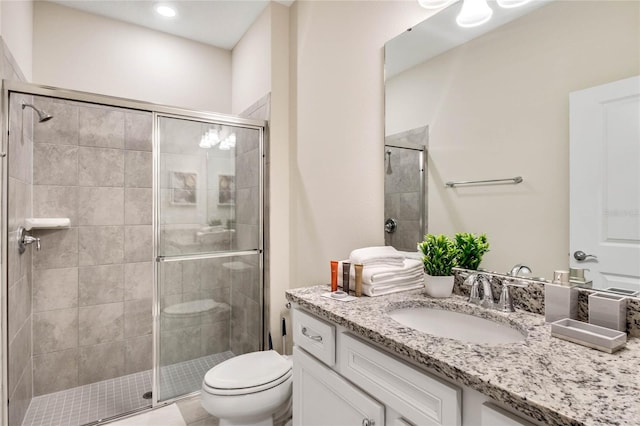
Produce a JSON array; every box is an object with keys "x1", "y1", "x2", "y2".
[
  {"x1": 454, "y1": 233, "x2": 489, "y2": 270},
  {"x1": 418, "y1": 234, "x2": 457, "y2": 297}
]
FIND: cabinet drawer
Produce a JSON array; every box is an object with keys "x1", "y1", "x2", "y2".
[
  {"x1": 339, "y1": 333, "x2": 461, "y2": 426},
  {"x1": 293, "y1": 308, "x2": 336, "y2": 366}
]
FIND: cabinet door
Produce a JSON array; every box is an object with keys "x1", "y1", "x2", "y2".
[
  {"x1": 480, "y1": 403, "x2": 535, "y2": 426},
  {"x1": 339, "y1": 333, "x2": 461, "y2": 426},
  {"x1": 293, "y1": 346, "x2": 385, "y2": 426}
]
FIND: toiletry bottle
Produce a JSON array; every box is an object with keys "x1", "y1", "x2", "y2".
[
  {"x1": 330, "y1": 261, "x2": 338, "y2": 292},
  {"x1": 354, "y1": 264, "x2": 363, "y2": 297},
  {"x1": 545, "y1": 270, "x2": 577, "y2": 323},
  {"x1": 342, "y1": 262, "x2": 351, "y2": 293}
]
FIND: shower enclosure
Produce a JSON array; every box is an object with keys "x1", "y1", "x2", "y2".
[
  {"x1": 1, "y1": 81, "x2": 266, "y2": 426},
  {"x1": 384, "y1": 126, "x2": 428, "y2": 252}
]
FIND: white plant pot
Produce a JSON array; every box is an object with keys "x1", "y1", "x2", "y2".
[{"x1": 424, "y1": 273, "x2": 454, "y2": 298}]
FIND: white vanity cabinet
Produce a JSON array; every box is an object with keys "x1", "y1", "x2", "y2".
[
  {"x1": 291, "y1": 306, "x2": 539, "y2": 426},
  {"x1": 292, "y1": 307, "x2": 461, "y2": 426},
  {"x1": 293, "y1": 346, "x2": 384, "y2": 426}
]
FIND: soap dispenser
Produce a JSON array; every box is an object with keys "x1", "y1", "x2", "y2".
[{"x1": 544, "y1": 270, "x2": 578, "y2": 323}]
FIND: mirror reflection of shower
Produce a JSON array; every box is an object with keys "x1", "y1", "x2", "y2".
[
  {"x1": 383, "y1": 125, "x2": 428, "y2": 253},
  {"x1": 21, "y1": 103, "x2": 53, "y2": 122}
]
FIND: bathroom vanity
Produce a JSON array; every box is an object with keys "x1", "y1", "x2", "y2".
[{"x1": 286, "y1": 286, "x2": 640, "y2": 426}]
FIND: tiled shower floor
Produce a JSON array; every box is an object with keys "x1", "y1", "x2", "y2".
[{"x1": 22, "y1": 351, "x2": 234, "y2": 426}]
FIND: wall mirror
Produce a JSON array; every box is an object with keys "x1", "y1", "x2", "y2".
[{"x1": 384, "y1": 0, "x2": 640, "y2": 296}]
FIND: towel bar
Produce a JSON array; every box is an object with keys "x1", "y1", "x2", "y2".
[{"x1": 445, "y1": 176, "x2": 523, "y2": 188}]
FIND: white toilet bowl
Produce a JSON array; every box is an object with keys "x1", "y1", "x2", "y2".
[{"x1": 201, "y1": 350, "x2": 292, "y2": 426}]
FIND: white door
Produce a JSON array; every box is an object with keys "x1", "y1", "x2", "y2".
[
  {"x1": 292, "y1": 346, "x2": 385, "y2": 426},
  {"x1": 570, "y1": 75, "x2": 640, "y2": 294}
]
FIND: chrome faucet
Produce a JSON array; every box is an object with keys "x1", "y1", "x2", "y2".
[
  {"x1": 478, "y1": 274, "x2": 495, "y2": 309},
  {"x1": 465, "y1": 272, "x2": 528, "y2": 312},
  {"x1": 463, "y1": 273, "x2": 495, "y2": 308}
]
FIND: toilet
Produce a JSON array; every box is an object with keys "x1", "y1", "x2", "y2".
[{"x1": 201, "y1": 350, "x2": 292, "y2": 426}]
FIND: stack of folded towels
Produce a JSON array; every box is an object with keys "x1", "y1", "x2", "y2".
[{"x1": 341, "y1": 246, "x2": 424, "y2": 297}]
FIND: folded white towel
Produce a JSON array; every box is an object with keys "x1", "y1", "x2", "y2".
[
  {"x1": 339, "y1": 259, "x2": 424, "y2": 288},
  {"x1": 365, "y1": 271, "x2": 424, "y2": 287},
  {"x1": 356, "y1": 259, "x2": 423, "y2": 284},
  {"x1": 362, "y1": 282, "x2": 425, "y2": 297},
  {"x1": 341, "y1": 270, "x2": 423, "y2": 289},
  {"x1": 349, "y1": 246, "x2": 405, "y2": 267}
]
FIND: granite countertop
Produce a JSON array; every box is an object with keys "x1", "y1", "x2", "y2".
[{"x1": 286, "y1": 285, "x2": 640, "y2": 426}]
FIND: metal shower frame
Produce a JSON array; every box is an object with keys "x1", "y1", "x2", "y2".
[{"x1": 0, "y1": 80, "x2": 267, "y2": 425}]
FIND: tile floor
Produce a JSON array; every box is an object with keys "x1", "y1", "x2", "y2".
[
  {"x1": 22, "y1": 351, "x2": 234, "y2": 426},
  {"x1": 109, "y1": 404, "x2": 186, "y2": 426}
]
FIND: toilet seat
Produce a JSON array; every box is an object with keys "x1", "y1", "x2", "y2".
[
  {"x1": 203, "y1": 351, "x2": 292, "y2": 396},
  {"x1": 203, "y1": 370, "x2": 292, "y2": 396}
]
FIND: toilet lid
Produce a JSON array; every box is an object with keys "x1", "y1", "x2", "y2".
[{"x1": 204, "y1": 350, "x2": 292, "y2": 390}]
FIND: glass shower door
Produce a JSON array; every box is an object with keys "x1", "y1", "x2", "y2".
[{"x1": 155, "y1": 115, "x2": 263, "y2": 402}]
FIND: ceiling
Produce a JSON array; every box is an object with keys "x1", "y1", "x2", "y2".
[{"x1": 48, "y1": 0, "x2": 293, "y2": 50}]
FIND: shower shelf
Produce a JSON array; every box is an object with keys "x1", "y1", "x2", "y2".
[{"x1": 25, "y1": 217, "x2": 71, "y2": 231}]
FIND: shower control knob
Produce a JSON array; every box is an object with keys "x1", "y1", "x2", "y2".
[
  {"x1": 384, "y1": 218, "x2": 398, "y2": 234},
  {"x1": 362, "y1": 419, "x2": 375, "y2": 426},
  {"x1": 17, "y1": 226, "x2": 41, "y2": 254}
]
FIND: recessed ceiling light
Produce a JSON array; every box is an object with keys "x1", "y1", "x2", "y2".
[{"x1": 155, "y1": 4, "x2": 176, "y2": 18}]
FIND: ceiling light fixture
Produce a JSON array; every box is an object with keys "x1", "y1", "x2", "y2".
[
  {"x1": 418, "y1": 0, "x2": 531, "y2": 28},
  {"x1": 155, "y1": 4, "x2": 176, "y2": 18},
  {"x1": 496, "y1": 0, "x2": 532, "y2": 8},
  {"x1": 456, "y1": 0, "x2": 493, "y2": 27},
  {"x1": 417, "y1": 0, "x2": 457, "y2": 9}
]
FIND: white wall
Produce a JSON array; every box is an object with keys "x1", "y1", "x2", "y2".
[
  {"x1": 231, "y1": 4, "x2": 271, "y2": 115},
  {"x1": 386, "y1": 1, "x2": 640, "y2": 276},
  {"x1": 267, "y1": 3, "x2": 291, "y2": 353},
  {"x1": 33, "y1": 1, "x2": 231, "y2": 113},
  {"x1": 232, "y1": 2, "x2": 291, "y2": 353},
  {"x1": 289, "y1": 0, "x2": 432, "y2": 287},
  {"x1": 0, "y1": 0, "x2": 33, "y2": 81}
]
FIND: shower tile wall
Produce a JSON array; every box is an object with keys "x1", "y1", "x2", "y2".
[
  {"x1": 7, "y1": 92, "x2": 34, "y2": 426},
  {"x1": 384, "y1": 126, "x2": 428, "y2": 252},
  {"x1": 4, "y1": 34, "x2": 34, "y2": 426},
  {"x1": 30, "y1": 97, "x2": 153, "y2": 396}
]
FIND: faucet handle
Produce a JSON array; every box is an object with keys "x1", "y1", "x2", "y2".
[
  {"x1": 498, "y1": 279, "x2": 528, "y2": 312},
  {"x1": 463, "y1": 273, "x2": 482, "y2": 305},
  {"x1": 498, "y1": 284, "x2": 515, "y2": 312}
]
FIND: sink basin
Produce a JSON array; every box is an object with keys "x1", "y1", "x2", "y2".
[{"x1": 388, "y1": 307, "x2": 526, "y2": 345}]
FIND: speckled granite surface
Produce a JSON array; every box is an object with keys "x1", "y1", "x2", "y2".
[
  {"x1": 452, "y1": 270, "x2": 640, "y2": 338},
  {"x1": 286, "y1": 285, "x2": 640, "y2": 426}
]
